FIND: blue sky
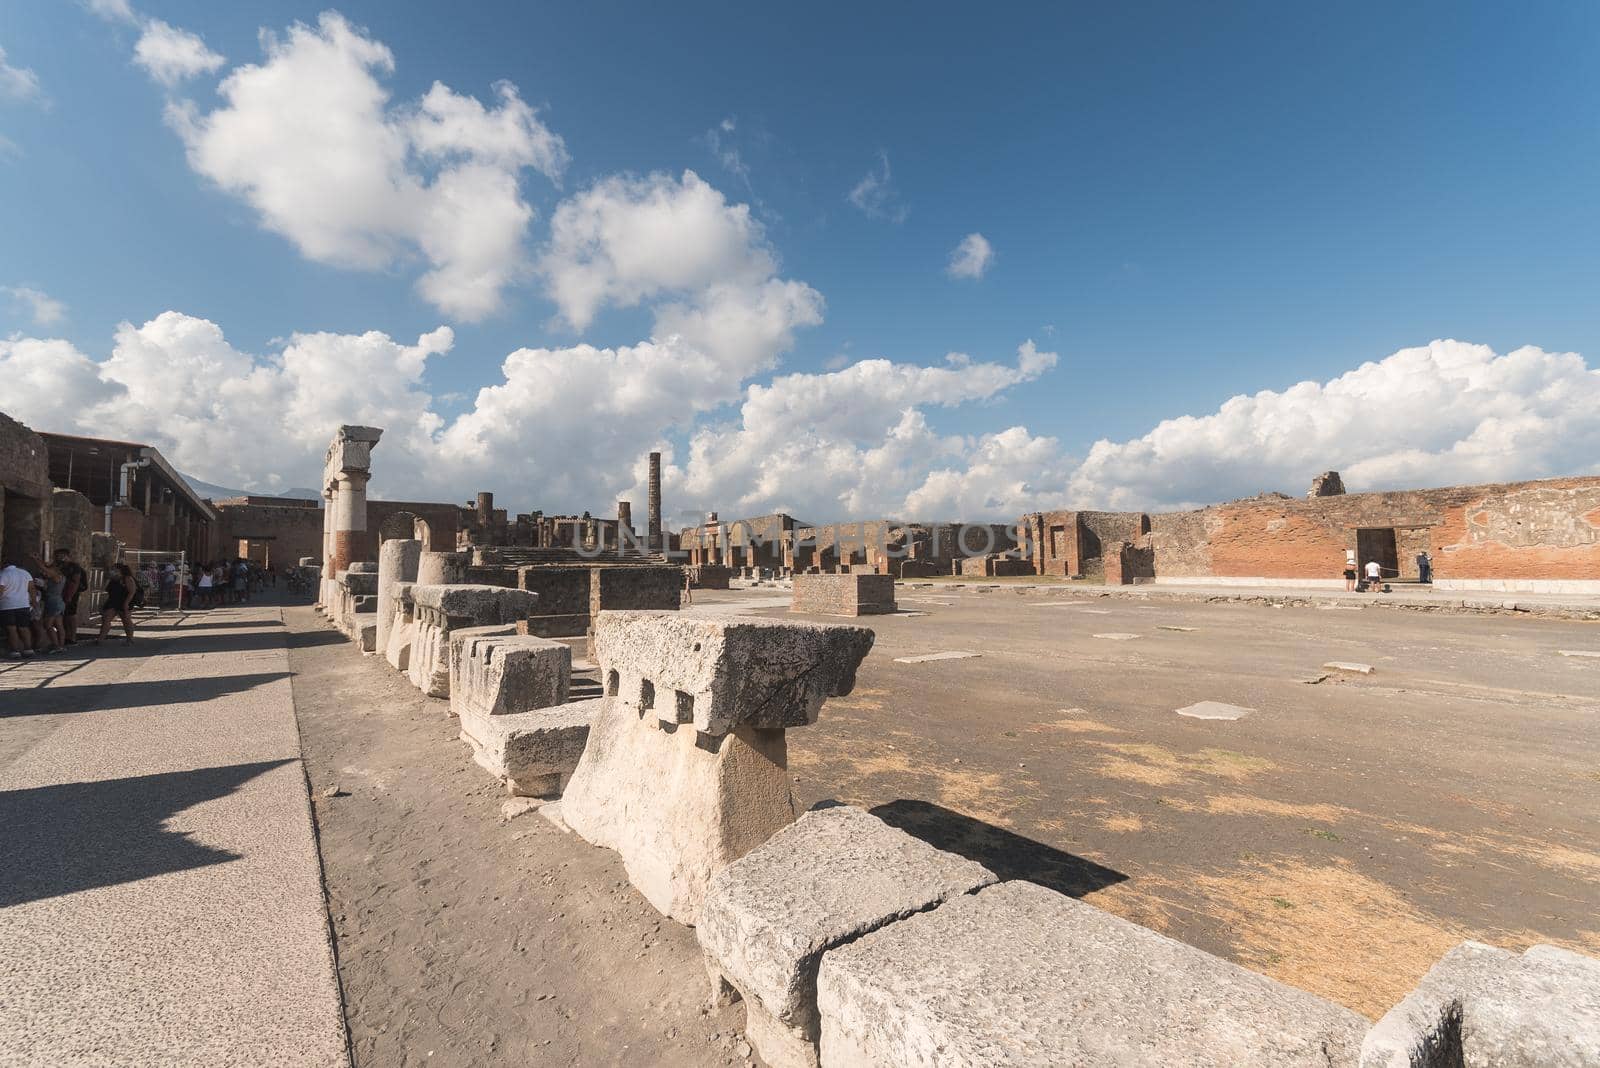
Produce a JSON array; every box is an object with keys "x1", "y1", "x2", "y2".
[{"x1": 2, "y1": 2, "x2": 1598, "y2": 520}]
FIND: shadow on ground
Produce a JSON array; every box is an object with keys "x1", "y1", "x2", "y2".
[
  {"x1": 871, "y1": 798, "x2": 1128, "y2": 897},
  {"x1": 0, "y1": 759, "x2": 290, "y2": 907},
  {"x1": 1, "y1": 672, "x2": 291, "y2": 717}
]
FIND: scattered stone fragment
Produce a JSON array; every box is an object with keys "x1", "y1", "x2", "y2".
[
  {"x1": 1558, "y1": 649, "x2": 1600, "y2": 659},
  {"x1": 1158, "y1": 625, "x2": 1196, "y2": 632},
  {"x1": 1176, "y1": 701, "x2": 1254, "y2": 721},
  {"x1": 499, "y1": 797, "x2": 542, "y2": 822},
  {"x1": 815, "y1": 881, "x2": 1367, "y2": 1066},
  {"x1": 538, "y1": 800, "x2": 572, "y2": 834},
  {"x1": 1301, "y1": 673, "x2": 1330, "y2": 685},
  {"x1": 892, "y1": 651, "x2": 981, "y2": 664},
  {"x1": 320, "y1": 784, "x2": 343, "y2": 799},
  {"x1": 1093, "y1": 633, "x2": 1141, "y2": 641},
  {"x1": 1324, "y1": 661, "x2": 1375, "y2": 675}
]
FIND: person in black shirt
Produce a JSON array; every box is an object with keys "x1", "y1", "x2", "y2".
[
  {"x1": 54, "y1": 549, "x2": 86, "y2": 644},
  {"x1": 95, "y1": 564, "x2": 137, "y2": 646}
]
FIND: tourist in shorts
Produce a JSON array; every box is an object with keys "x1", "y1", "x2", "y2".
[
  {"x1": 95, "y1": 564, "x2": 138, "y2": 646},
  {"x1": 0, "y1": 557, "x2": 36, "y2": 659},
  {"x1": 30, "y1": 555, "x2": 67, "y2": 654},
  {"x1": 55, "y1": 549, "x2": 85, "y2": 644},
  {"x1": 1364, "y1": 559, "x2": 1383, "y2": 591},
  {"x1": 1342, "y1": 563, "x2": 1357, "y2": 591}
]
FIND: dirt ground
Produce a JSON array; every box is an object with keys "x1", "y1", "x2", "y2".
[
  {"x1": 288, "y1": 587, "x2": 1599, "y2": 1065},
  {"x1": 285, "y1": 609, "x2": 751, "y2": 1068},
  {"x1": 775, "y1": 586, "x2": 1600, "y2": 1019}
]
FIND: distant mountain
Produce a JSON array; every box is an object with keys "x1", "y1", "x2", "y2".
[{"x1": 182, "y1": 473, "x2": 321, "y2": 503}]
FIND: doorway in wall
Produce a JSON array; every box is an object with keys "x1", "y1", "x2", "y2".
[{"x1": 1355, "y1": 528, "x2": 1399, "y2": 582}]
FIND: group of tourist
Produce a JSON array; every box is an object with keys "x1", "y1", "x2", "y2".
[
  {"x1": 1341, "y1": 550, "x2": 1433, "y2": 592},
  {"x1": 0, "y1": 549, "x2": 134, "y2": 658},
  {"x1": 190, "y1": 558, "x2": 270, "y2": 608}
]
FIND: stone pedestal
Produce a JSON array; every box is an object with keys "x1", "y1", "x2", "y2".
[
  {"x1": 376, "y1": 538, "x2": 420, "y2": 656},
  {"x1": 790, "y1": 573, "x2": 896, "y2": 617},
  {"x1": 560, "y1": 611, "x2": 873, "y2": 925}
]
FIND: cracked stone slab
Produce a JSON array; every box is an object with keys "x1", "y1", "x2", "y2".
[
  {"x1": 698, "y1": 806, "x2": 995, "y2": 1068},
  {"x1": 1176, "y1": 701, "x2": 1254, "y2": 721},
  {"x1": 1361, "y1": 940, "x2": 1600, "y2": 1067},
  {"x1": 892, "y1": 651, "x2": 981, "y2": 664},
  {"x1": 1324, "y1": 661, "x2": 1375, "y2": 674},
  {"x1": 816, "y1": 881, "x2": 1367, "y2": 1066}
]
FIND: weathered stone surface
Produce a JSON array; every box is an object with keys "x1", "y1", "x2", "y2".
[
  {"x1": 590, "y1": 611, "x2": 874, "y2": 736},
  {"x1": 383, "y1": 583, "x2": 415, "y2": 671},
  {"x1": 1325, "y1": 661, "x2": 1375, "y2": 674},
  {"x1": 448, "y1": 630, "x2": 571, "y2": 719},
  {"x1": 376, "y1": 538, "x2": 420, "y2": 657},
  {"x1": 562, "y1": 613, "x2": 874, "y2": 924},
  {"x1": 815, "y1": 880, "x2": 1367, "y2": 1067},
  {"x1": 416, "y1": 549, "x2": 469, "y2": 586},
  {"x1": 790, "y1": 573, "x2": 896, "y2": 617},
  {"x1": 459, "y1": 699, "x2": 598, "y2": 798},
  {"x1": 406, "y1": 585, "x2": 538, "y2": 697},
  {"x1": 698, "y1": 806, "x2": 995, "y2": 1068},
  {"x1": 1361, "y1": 940, "x2": 1600, "y2": 1067}
]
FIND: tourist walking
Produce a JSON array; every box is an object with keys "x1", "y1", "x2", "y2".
[
  {"x1": 0, "y1": 557, "x2": 35, "y2": 659},
  {"x1": 30, "y1": 556, "x2": 67, "y2": 654},
  {"x1": 55, "y1": 549, "x2": 85, "y2": 644},
  {"x1": 1416, "y1": 551, "x2": 1433, "y2": 584},
  {"x1": 95, "y1": 564, "x2": 138, "y2": 645}
]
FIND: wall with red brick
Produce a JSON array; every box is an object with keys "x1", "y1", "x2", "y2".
[{"x1": 1146, "y1": 476, "x2": 1600, "y2": 582}]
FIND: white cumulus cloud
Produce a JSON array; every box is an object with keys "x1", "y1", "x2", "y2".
[
  {"x1": 166, "y1": 12, "x2": 566, "y2": 320},
  {"x1": 3, "y1": 285, "x2": 67, "y2": 326},
  {"x1": 946, "y1": 232, "x2": 994, "y2": 280},
  {"x1": 1069, "y1": 339, "x2": 1600, "y2": 511},
  {"x1": 133, "y1": 19, "x2": 224, "y2": 87},
  {"x1": 0, "y1": 45, "x2": 42, "y2": 102}
]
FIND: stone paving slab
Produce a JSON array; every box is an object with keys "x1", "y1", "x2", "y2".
[{"x1": 0, "y1": 606, "x2": 349, "y2": 1067}]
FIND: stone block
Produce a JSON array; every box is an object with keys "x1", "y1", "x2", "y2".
[
  {"x1": 590, "y1": 564, "x2": 683, "y2": 615},
  {"x1": 448, "y1": 630, "x2": 571, "y2": 719},
  {"x1": 815, "y1": 880, "x2": 1368, "y2": 1066},
  {"x1": 376, "y1": 538, "x2": 420, "y2": 657},
  {"x1": 790, "y1": 573, "x2": 896, "y2": 617},
  {"x1": 406, "y1": 584, "x2": 538, "y2": 697},
  {"x1": 383, "y1": 583, "x2": 415, "y2": 671},
  {"x1": 1361, "y1": 940, "x2": 1600, "y2": 1067},
  {"x1": 459, "y1": 699, "x2": 598, "y2": 798},
  {"x1": 589, "y1": 611, "x2": 875, "y2": 735},
  {"x1": 355, "y1": 616, "x2": 376, "y2": 653},
  {"x1": 698, "y1": 806, "x2": 996, "y2": 1068},
  {"x1": 561, "y1": 613, "x2": 874, "y2": 925},
  {"x1": 517, "y1": 566, "x2": 593, "y2": 637}
]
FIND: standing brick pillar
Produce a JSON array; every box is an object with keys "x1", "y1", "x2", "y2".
[
  {"x1": 647, "y1": 451, "x2": 663, "y2": 553},
  {"x1": 322, "y1": 425, "x2": 383, "y2": 582},
  {"x1": 617, "y1": 500, "x2": 632, "y2": 539}
]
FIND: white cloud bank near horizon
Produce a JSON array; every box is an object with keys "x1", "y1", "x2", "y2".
[{"x1": 3, "y1": 329, "x2": 1596, "y2": 523}]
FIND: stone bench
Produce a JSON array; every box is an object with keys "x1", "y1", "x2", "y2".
[
  {"x1": 405, "y1": 584, "x2": 538, "y2": 698},
  {"x1": 1361, "y1": 940, "x2": 1600, "y2": 1067},
  {"x1": 561, "y1": 611, "x2": 874, "y2": 924},
  {"x1": 458, "y1": 697, "x2": 598, "y2": 798},
  {"x1": 698, "y1": 805, "x2": 996, "y2": 1068},
  {"x1": 815, "y1": 880, "x2": 1368, "y2": 1066}
]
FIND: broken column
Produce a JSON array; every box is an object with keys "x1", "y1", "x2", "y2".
[
  {"x1": 647, "y1": 451, "x2": 662, "y2": 552},
  {"x1": 376, "y1": 538, "x2": 421, "y2": 657},
  {"x1": 698, "y1": 806, "x2": 996, "y2": 1068},
  {"x1": 406, "y1": 584, "x2": 538, "y2": 698},
  {"x1": 416, "y1": 549, "x2": 469, "y2": 586},
  {"x1": 324, "y1": 425, "x2": 382, "y2": 582},
  {"x1": 617, "y1": 500, "x2": 632, "y2": 540},
  {"x1": 559, "y1": 611, "x2": 874, "y2": 925}
]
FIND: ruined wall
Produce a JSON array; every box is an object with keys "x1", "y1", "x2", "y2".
[
  {"x1": 1148, "y1": 477, "x2": 1600, "y2": 584},
  {"x1": 1021, "y1": 510, "x2": 1145, "y2": 577},
  {"x1": 49, "y1": 489, "x2": 95, "y2": 562},
  {"x1": 216, "y1": 497, "x2": 460, "y2": 568},
  {"x1": 1, "y1": 411, "x2": 51, "y2": 564}
]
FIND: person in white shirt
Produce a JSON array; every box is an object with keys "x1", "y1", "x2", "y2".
[
  {"x1": 1364, "y1": 559, "x2": 1383, "y2": 591},
  {"x1": 0, "y1": 558, "x2": 36, "y2": 659}
]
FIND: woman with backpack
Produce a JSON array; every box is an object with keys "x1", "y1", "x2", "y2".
[{"x1": 95, "y1": 564, "x2": 138, "y2": 646}]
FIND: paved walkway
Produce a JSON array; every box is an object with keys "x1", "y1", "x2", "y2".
[{"x1": 0, "y1": 603, "x2": 348, "y2": 1067}]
